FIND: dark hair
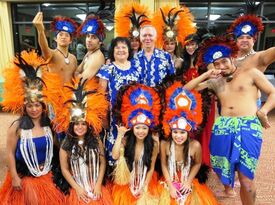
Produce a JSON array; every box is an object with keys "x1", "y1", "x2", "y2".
[
  {"x1": 169, "y1": 131, "x2": 190, "y2": 166},
  {"x1": 13, "y1": 102, "x2": 51, "y2": 131},
  {"x1": 62, "y1": 122, "x2": 99, "y2": 164},
  {"x1": 108, "y1": 37, "x2": 133, "y2": 62},
  {"x1": 124, "y1": 129, "x2": 154, "y2": 171}
]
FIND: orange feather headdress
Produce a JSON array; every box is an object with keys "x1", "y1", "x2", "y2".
[
  {"x1": 1, "y1": 50, "x2": 62, "y2": 115},
  {"x1": 115, "y1": 2, "x2": 150, "y2": 39},
  {"x1": 53, "y1": 78, "x2": 108, "y2": 135},
  {"x1": 162, "y1": 81, "x2": 202, "y2": 137},
  {"x1": 151, "y1": 5, "x2": 196, "y2": 48},
  {"x1": 119, "y1": 84, "x2": 161, "y2": 129}
]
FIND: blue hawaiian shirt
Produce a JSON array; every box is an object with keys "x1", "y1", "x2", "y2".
[{"x1": 135, "y1": 48, "x2": 175, "y2": 87}]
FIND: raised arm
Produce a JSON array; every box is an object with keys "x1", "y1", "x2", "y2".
[
  {"x1": 184, "y1": 69, "x2": 220, "y2": 91},
  {"x1": 258, "y1": 47, "x2": 275, "y2": 72},
  {"x1": 112, "y1": 125, "x2": 129, "y2": 160},
  {"x1": 252, "y1": 69, "x2": 275, "y2": 128},
  {"x1": 6, "y1": 122, "x2": 21, "y2": 190},
  {"x1": 32, "y1": 12, "x2": 53, "y2": 60}
]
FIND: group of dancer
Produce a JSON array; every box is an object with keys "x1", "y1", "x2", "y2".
[{"x1": 0, "y1": 2, "x2": 275, "y2": 205}]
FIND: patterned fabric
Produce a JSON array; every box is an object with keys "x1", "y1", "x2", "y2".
[
  {"x1": 96, "y1": 60, "x2": 141, "y2": 165},
  {"x1": 210, "y1": 116, "x2": 263, "y2": 187},
  {"x1": 135, "y1": 49, "x2": 175, "y2": 87}
]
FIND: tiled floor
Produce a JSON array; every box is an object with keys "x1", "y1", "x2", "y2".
[{"x1": 0, "y1": 111, "x2": 275, "y2": 204}]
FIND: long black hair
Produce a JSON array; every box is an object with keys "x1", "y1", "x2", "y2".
[
  {"x1": 124, "y1": 128, "x2": 154, "y2": 171},
  {"x1": 61, "y1": 121, "x2": 99, "y2": 164},
  {"x1": 169, "y1": 131, "x2": 190, "y2": 167},
  {"x1": 12, "y1": 102, "x2": 51, "y2": 133}
]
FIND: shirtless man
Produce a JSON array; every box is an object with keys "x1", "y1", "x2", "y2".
[
  {"x1": 228, "y1": 15, "x2": 275, "y2": 72},
  {"x1": 75, "y1": 17, "x2": 105, "y2": 80},
  {"x1": 194, "y1": 36, "x2": 275, "y2": 205},
  {"x1": 33, "y1": 12, "x2": 77, "y2": 84}
]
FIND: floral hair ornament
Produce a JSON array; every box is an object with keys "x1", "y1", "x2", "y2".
[
  {"x1": 115, "y1": 2, "x2": 150, "y2": 39},
  {"x1": 53, "y1": 78, "x2": 108, "y2": 135},
  {"x1": 197, "y1": 36, "x2": 239, "y2": 67},
  {"x1": 120, "y1": 83, "x2": 161, "y2": 129},
  {"x1": 51, "y1": 16, "x2": 78, "y2": 36},
  {"x1": 152, "y1": 5, "x2": 196, "y2": 48},
  {"x1": 227, "y1": 15, "x2": 264, "y2": 38},
  {"x1": 1, "y1": 50, "x2": 62, "y2": 115},
  {"x1": 77, "y1": 16, "x2": 106, "y2": 41},
  {"x1": 162, "y1": 81, "x2": 202, "y2": 137}
]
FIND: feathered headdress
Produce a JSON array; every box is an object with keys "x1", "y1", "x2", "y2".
[
  {"x1": 197, "y1": 36, "x2": 239, "y2": 67},
  {"x1": 151, "y1": 5, "x2": 196, "y2": 48},
  {"x1": 227, "y1": 15, "x2": 264, "y2": 38},
  {"x1": 77, "y1": 16, "x2": 106, "y2": 41},
  {"x1": 118, "y1": 84, "x2": 161, "y2": 129},
  {"x1": 162, "y1": 81, "x2": 202, "y2": 137},
  {"x1": 1, "y1": 50, "x2": 62, "y2": 114},
  {"x1": 51, "y1": 16, "x2": 78, "y2": 35},
  {"x1": 53, "y1": 78, "x2": 108, "y2": 135},
  {"x1": 115, "y1": 2, "x2": 150, "y2": 39}
]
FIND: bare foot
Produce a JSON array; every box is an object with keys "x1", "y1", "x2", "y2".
[
  {"x1": 215, "y1": 189, "x2": 237, "y2": 198},
  {"x1": 257, "y1": 110, "x2": 271, "y2": 129}
]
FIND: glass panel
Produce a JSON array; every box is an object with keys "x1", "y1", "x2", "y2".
[
  {"x1": 13, "y1": 4, "x2": 39, "y2": 22},
  {"x1": 263, "y1": 3, "x2": 275, "y2": 21},
  {"x1": 209, "y1": 3, "x2": 247, "y2": 21},
  {"x1": 181, "y1": 2, "x2": 208, "y2": 21}
]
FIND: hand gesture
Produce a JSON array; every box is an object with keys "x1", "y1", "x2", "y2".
[
  {"x1": 92, "y1": 182, "x2": 102, "y2": 200},
  {"x1": 12, "y1": 175, "x2": 22, "y2": 191},
  {"x1": 116, "y1": 124, "x2": 129, "y2": 138},
  {"x1": 152, "y1": 132, "x2": 159, "y2": 144},
  {"x1": 33, "y1": 12, "x2": 45, "y2": 31},
  {"x1": 180, "y1": 181, "x2": 192, "y2": 195},
  {"x1": 207, "y1": 69, "x2": 221, "y2": 79},
  {"x1": 75, "y1": 186, "x2": 89, "y2": 203},
  {"x1": 257, "y1": 110, "x2": 271, "y2": 129},
  {"x1": 169, "y1": 183, "x2": 178, "y2": 199}
]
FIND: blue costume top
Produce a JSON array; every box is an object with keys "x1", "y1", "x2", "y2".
[
  {"x1": 97, "y1": 60, "x2": 141, "y2": 165},
  {"x1": 135, "y1": 48, "x2": 175, "y2": 87},
  {"x1": 16, "y1": 136, "x2": 48, "y2": 164}
]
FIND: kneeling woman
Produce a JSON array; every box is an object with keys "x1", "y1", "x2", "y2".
[
  {"x1": 159, "y1": 82, "x2": 219, "y2": 205},
  {"x1": 0, "y1": 50, "x2": 64, "y2": 205},
  {"x1": 55, "y1": 78, "x2": 113, "y2": 205},
  {"x1": 111, "y1": 84, "x2": 161, "y2": 205}
]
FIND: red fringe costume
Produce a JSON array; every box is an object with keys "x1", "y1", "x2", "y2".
[{"x1": 0, "y1": 50, "x2": 64, "y2": 205}]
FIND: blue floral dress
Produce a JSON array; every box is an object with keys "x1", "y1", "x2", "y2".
[{"x1": 97, "y1": 60, "x2": 141, "y2": 165}]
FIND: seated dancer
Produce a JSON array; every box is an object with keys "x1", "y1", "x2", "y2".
[
  {"x1": 54, "y1": 78, "x2": 113, "y2": 205},
  {"x1": 151, "y1": 5, "x2": 196, "y2": 70},
  {"x1": 159, "y1": 81, "x2": 219, "y2": 205},
  {"x1": 0, "y1": 50, "x2": 63, "y2": 205},
  {"x1": 112, "y1": 83, "x2": 161, "y2": 205}
]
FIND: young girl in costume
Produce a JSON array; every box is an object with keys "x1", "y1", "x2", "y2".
[
  {"x1": 159, "y1": 81, "x2": 219, "y2": 205},
  {"x1": 0, "y1": 50, "x2": 64, "y2": 205},
  {"x1": 55, "y1": 78, "x2": 113, "y2": 205},
  {"x1": 111, "y1": 83, "x2": 161, "y2": 205}
]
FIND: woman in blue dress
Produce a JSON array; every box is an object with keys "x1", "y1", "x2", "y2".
[{"x1": 97, "y1": 37, "x2": 141, "y2": 166}]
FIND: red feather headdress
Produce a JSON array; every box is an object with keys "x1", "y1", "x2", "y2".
[
  {"x1": 162, "y1": 81, "x2": 202, "y2": 137},
  {"x1": 151, "y1": 5, "x2": 196, "y2": 48},
  {"x1": 115, "y1": 2, "x2": 150, "y2": 39},
  {"x1": 1, "y1": 50, "x2": 62, "y2": 115}
]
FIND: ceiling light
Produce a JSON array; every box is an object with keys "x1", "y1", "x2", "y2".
[
  {"x1": 255, "y1": 2, "x2": 260, "y2": 5},
  {"x1": 43, "y1": 3, "x2": 50, "y2": 7},
  {"x1": 209, "y1": 14, "x2": 221, "y2": 21},
  {"x1": 76, "y1": 14, "x2": 86, "y2": 21}
]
